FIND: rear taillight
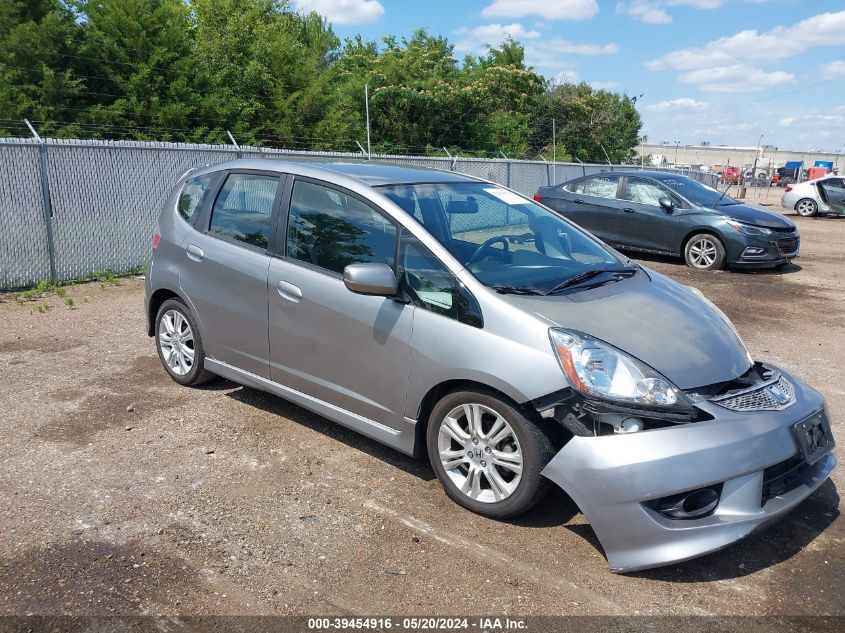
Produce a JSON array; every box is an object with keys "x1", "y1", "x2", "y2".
[
  {"x1": 152, "y1": 226, "x2": 161, "y2": 252},
  {"x1": 533, "y1": 192, "x2": 542, "y2": 202},
  {"x1": 785, "y1": 186, "x2": 792, "y2": 193}
]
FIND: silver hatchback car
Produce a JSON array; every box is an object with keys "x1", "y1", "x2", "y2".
[{"x1": 145, "y1": 160, "x2": 835, "y2": 573}]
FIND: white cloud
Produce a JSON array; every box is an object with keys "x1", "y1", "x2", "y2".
[
  {"x1": 454, "y1": 24, "x2": 618, "y2": 66},
  {"x1": 823, "y1": 60, "x2": 845, "y2": 79},
  {"x1": 590, "y1": 81, "x2": 621, "y2": 90},
  {"x1": 617, "y1": 0, "x2": 772, "y2": 24},
  {"x1": 524, "y1": 38, "x2": 618, "y2": 68},
  {"x1": 646, "y1": 10, "x2": 845, "y2": 70},
  {"x1": 679, "y1": 65, "x2": 794, "y2": 92},
  {"x1": 292, "y1": 0, "x2": 384, "y2": 24},
  {"x1": 552, "y1": 70, "x2": 580, "y2": 85},
  {"x1": 647, "y1": 97, "x2": 709, "y2": 111},
  {"x1": 453, "y1": 23, "x2": 541, "y2": 52},
  {"x1": 480, "y1": 0, "x2": 599, "y2": 21},
  {"x1": 780, "y1": 114, "x2": 845, "y2": 127},
  {"x1": 616, "y1": 1, "x2": 671, "y2": 24}
]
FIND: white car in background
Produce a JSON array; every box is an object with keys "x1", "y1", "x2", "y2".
[{"x1": 781, "y1": 175, "x2": 845, "y2": 217}]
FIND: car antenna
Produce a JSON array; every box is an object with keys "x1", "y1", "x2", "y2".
[{"x1": 714, "y1": 180, "x2": 732, "y2": 207}]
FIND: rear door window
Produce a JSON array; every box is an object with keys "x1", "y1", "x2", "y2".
[
  {"x1": 582, "y1": 175, "x2": 620, "y2": 199},
  {"x1": 209, "y1": 173, "x2": 280, "y2": 249}
]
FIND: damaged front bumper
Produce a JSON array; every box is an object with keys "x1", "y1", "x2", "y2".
[{"x1": 540, "y1": 368, "x2": 836, "y2": 573}]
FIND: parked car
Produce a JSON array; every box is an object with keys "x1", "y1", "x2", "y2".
[
  {"x1": 146, "y1": 160, "x2": 835, "y2": 573},
  {"x1": 781, "y1": 175, "x2": 845, "y2": 217},
  {"x1": 534, "y1": 171, "x2": 799, "y2": 270}
]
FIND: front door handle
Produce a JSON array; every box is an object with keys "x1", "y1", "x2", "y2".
[
  {"x1": 277, "y1": 280, "x2": 302, "y2": 303},
  {"x1": 622, "y1": 207, "x2": 636, "y2": 213},
  {"x1": 186, "y1": 244, "x2": 204, "y2": 261},
  {"x1": 573, "y1": 199, "x2": 584, "y2": 204}
]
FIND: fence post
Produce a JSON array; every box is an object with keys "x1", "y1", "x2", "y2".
[
  {"x1": 25, "y1": 119, "x2": 57, "y2": 282},
  {"x1": 226, "y1": 130, "x2": 243, "y2": 159}
]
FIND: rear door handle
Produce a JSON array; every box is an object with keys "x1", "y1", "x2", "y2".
[
  {"x1": 622, "y1": 207, "x2": 636, "y2": 213},
  {"x1": 573, "y1": 199, "x2": 584, "y2": 204},
  {"x1": 277, "y1": 280, "x2": 302, "y2": 303},
  {"x1": 186, "y1": 244, "x2": 204, "y2": 261}
]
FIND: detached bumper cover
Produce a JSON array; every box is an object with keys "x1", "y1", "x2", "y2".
[{"x1": 541, "y1": 369, "x2": 836, "y2": 573}]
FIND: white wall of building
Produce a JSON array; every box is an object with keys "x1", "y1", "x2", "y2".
[{"x1": 642, "y1": 143, "x2": 841, "y2": 172}]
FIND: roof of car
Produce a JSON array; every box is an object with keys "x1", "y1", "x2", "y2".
[
  {"x1": 203, "y1": 159, "x2": 479, "y2": 186},
  {"x1": 580, "y1": 170, "x2": 696, "y2": 181},
  {"x1": 312, "y1": 161, "x2": 477, "y2": 186},
  {"x1": 546, "y1": 170, "x2": 703, "y2": 187}
]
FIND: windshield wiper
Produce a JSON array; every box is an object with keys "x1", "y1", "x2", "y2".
[
  {"x1": 544, "y1": 266, "x2": 637, "y2": 294},
  {"x1": 491, "y1": 285, "x2": 546, "y2": 296}
]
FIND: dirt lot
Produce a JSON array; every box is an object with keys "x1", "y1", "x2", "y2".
[{"x1": 1, "y1": 200, "x2": 843, "y2": 620}]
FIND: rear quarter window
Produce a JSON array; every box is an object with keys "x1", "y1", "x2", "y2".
[{"x1": 178, "y1": 174, "x2": 213, "y2": 223}]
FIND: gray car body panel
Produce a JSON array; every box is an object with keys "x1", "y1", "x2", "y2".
[
  {"x1": 146, "y1": 159, "x2": 835, "y2": 573},
  {"x1": 500, "y1": 269, "x2": 752, "y2": 390}
]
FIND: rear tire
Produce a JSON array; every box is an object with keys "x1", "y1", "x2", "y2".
[
  {"x1": 426, "y1": 388, "x2": 555, "y2": 519},
  {"x1": 155, "y1": 298, "x2": 215, "y2": 386},
  {"x1": 795, "y1": 198, "x2": 818, "y2": 217},
  {"x1": 684, "y1": 233, "x2": 726, "y2": 271}
]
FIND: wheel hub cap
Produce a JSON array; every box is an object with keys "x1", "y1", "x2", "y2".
[
  {"x1": 689, "y1": 238, "x2": 717, "y2": 268},
  {"x1": 158, "y1": 309, "x2": 195, "y2": 376},
  {"x1": 437, "y1": 403, "x2": 523, "y2": 504}
]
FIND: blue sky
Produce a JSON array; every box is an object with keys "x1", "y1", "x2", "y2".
[{"x1": 293, "y1": 0, "x2": 845, "y2": 152}]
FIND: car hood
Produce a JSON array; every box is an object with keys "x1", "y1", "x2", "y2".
[
  {"x1": 711, "y1": 203, "x2": 796, "y2": 229},
  {"x1": 501, "y1": 271, "x2": 752, "y2": 390}
]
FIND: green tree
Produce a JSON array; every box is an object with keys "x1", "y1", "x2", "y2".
[
  {"x1": 0, "y1": 0, "x2": 83, "y2": 136},
  {"x1": 72, "y1": 0, "x2": 199, "y2": 140},
  {"x1": 530, "y1": 82, "x2": 641, "y2": 164}
]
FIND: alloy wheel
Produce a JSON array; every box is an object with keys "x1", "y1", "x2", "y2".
[
  {"x1": 158, "y1": 309, "x2": 195, "y2": 376},
  {"x1": 688, "y1": 237, "x2": 718, "y2": 269},
  {"x1": 796, "y1": 199, "x2": 817, "y2": 217},
  {"x1": 437, "y1": 403, "x2": 523, "y2": 503}
]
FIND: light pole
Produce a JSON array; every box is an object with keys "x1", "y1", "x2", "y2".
[{"x1": 674, "y1": 140, "x2": 680, "y2": 164}]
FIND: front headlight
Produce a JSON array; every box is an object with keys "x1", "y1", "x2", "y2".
[
  {"x1": 725, "y1": 218, "x2": 772, "y2": 236},
  {"x1": 549, "y1": 329, "x2": 690, "y2": 408}
]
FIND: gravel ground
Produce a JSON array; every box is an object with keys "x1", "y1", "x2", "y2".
[{"x1": 0, "y1": 200, "x2": 843, "y2": 619}]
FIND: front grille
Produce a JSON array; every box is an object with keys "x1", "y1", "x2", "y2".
[
  {"x1": 761, "y1": 454, "x2": 810, "y2": 505},
  {"x1": 710, "y1": 373, "x2": 795, "y2": 412},
  {"x1": 775, "y1": 236, "x2": 799, "y2": 255}
]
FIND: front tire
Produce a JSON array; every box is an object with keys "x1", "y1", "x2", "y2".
[
  {"x1": 155, "y1": 298, "x2": 214, "y2": 386},
  {"x1": 795, "y1": 198, "x2": 818, "y2": 217},
  {"x1": 426, "y1": 389, "x2": 555, "y2": 518},
  {"x1": 684, "y1": 233, "x2": 726, "y2": 270}
]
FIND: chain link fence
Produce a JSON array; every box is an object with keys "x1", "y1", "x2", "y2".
[{"x1": 0, "y1": 137, "x2": 718, "y2": 290}]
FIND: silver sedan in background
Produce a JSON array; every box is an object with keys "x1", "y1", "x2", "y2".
[{"x1": 782, "y1": 175, "x2": 845, "y2": 217}]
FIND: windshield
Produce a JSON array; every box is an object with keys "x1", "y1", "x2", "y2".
[
  {"x1": 658, "y1": 175, "x2": 737, "y2": 207},
  {"x1": 377, "y1": 182, "x2": 630, "y2": 294}
]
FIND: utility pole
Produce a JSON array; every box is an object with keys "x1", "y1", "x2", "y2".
[
  {"x1": 751, "y1": 133, "x2": 764, "y2": 189},
  {"x1": 641, "y1": 136, "x2": 644, "y2": 169},
  {"x1": 365, "y1": 83, "x2": 371, "y2": 160}
]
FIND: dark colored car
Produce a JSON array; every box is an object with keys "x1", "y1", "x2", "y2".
[{"x1": 535, "y1": 171, "x2": 799, "y2": 270}]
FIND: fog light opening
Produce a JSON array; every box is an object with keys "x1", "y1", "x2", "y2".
[
  {"x1": 742, "y1": 246, "x2": 766, "y2": 258},
  {"x1": 650, "y1": 484, "x2": 723, "y2": 520}
]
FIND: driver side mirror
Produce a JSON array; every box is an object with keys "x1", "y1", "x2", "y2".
[
  {"x1": 343, "y1": 263, "x2": 398, "y2": 297},
  {"x1": 658, "y1": 196, "x2": 674, "y2": 213}
]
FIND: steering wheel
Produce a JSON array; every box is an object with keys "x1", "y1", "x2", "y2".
[{"x1": 466, "y1": 236, "x2": 510, "y2": 267}]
